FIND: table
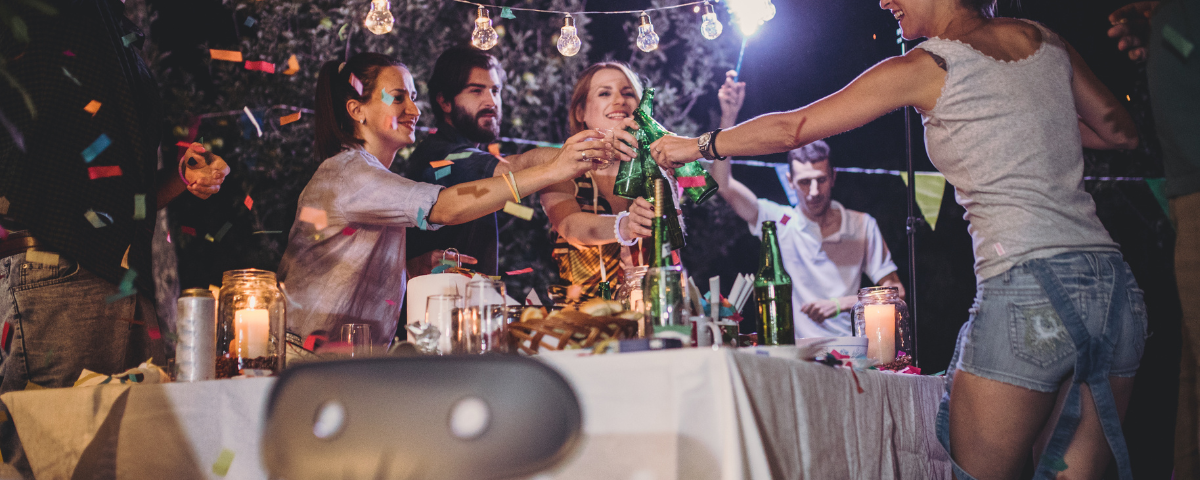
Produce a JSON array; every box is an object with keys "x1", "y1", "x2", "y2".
[{"x1": 1, "y1": 348, "x2": 950, "y2": 479}]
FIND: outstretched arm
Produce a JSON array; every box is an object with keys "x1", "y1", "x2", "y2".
[
  {"x1": 710, "y1": 70, "x2": 760, "y2": 226},
  {"x1": 650, "y1": 51, "x2": 945, "y2": 169},
  {"x1": 1067, "y1": 41, "x2": 1139, "y2": 150}
]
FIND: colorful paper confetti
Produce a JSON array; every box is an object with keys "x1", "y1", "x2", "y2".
[
  {"x1": 283, "y1": 55, "x2": 300, "y2": 75},
  {"x1": 487, "y1": 143, "x2": 506, "y2": 163},
  {"x1": 500, "y1": 6, "x2": 516, "y2": 19},
  {"x1": 677, "y1": 176, "x2": 706, "y2": 188},
  {"x1": 209, "y1": 49, "x2": 244, "y2": 62},
  {"x1": 62, "y1": 67, "x2": 81, "y2": 86},
  {"x1": 243, "y1": 195, "x2": 254, "y2": 210},
  {"x1": 0, "y1": 196, "x2": 9, "y2": 215},
  {"x1": 385, "y1": 299, "x2": 396, "y2": 306},
  {"x1": 181, "y1": 226, "x2": 196, "y2": 236},
  {"x1": 506, "y1": 268, "x2": 533, "y2": 275},
  {"x1": 243, "y1": 16, "x2": 257, "y2": 27},
  {"x1": 279, "y1": 111, "x2": 301, "y2": 126},
  {"x1": 81, "y1": 134, "x2": 111, "y2": 163},
  {"x1": 211, "y1": 448, "x2": 235, "y2": 477},
  {"x1": 243, "y1": 107, "x2": 263, "y2": 137},
  {"x1": 298, "y1": 206, "x2": 328, "y2": 230},
  {"x1": 244, "y1": 61, "x2": 275, "y2": 73},
  {"x1": 175, "y1": 141, "x2": 192, "y2": 148},
  {"x1": 105, "y1": 269, "x2": 137, "y2": 303},
  {"x1": 429, "y1": 159, "x2": 454, "y2": 168},
  {"x1": 83, "y1": 100, "x2": 101, "y2": 116},
  {"x1": 445, "y1": 152, "x2": 473, "y2": 161},
  {"x1": 342, "y1": 227, "x2": 356, "y2": 236},
  {"x1": 133, "y1": 194, "x2": 146, "y2": 220},
  {"x1": 503, "y1": 201, "x2": 533, "y2": 221},
  {"x1": 88, "y1": 165, "x2": 122, "y2": 179},
  {"x1": 349, "y1": 73, "x2": 363, "y2": 96},
  {"x1": 121, "y1": 32, "x2": 138, "y2": 47},
  {"x1": 381, "y1": 88, "x2": 394, "y2": 104},
  {"x1": 62, "y1": 50, "x2": 74, "y2": 57},
  {"x1": 780, "y1": 214, "x2": 790, "y2": 225},
  {"x1": 215, "y1": 222, "x2": 232, "y2": 241},
  {"x1": 416, "y1": 207, "x2": 428, "y2": 230},
  {"x1": 84, "y1": 209, "x2": 112, "y2": 228},
  {"x1": 434, "y1": 166, "x2": 451, "y2": 180}
]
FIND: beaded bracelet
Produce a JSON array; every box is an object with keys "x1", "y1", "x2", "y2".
[{"x1": 613, "y1": 211, "x2": 638, "y2": 246}]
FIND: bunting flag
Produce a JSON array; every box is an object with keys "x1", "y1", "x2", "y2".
[{"x1": 899, "y1": 172, "x2": 947, "y2": 231}]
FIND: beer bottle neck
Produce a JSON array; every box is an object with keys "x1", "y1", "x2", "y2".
[{"x1": 757, "y1": 227, "x2": 790, "y2": 284}]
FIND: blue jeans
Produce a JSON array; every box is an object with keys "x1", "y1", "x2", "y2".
[
  {"x1": 936, "y1": 252, "x2": 1146, "y2": 479},
  {"x1": 0, "y1": 252, "x2": 157, "y2": 393}
]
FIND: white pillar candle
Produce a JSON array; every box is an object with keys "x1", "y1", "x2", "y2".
[
  {"x1": 234, "y1": 309, "x2": 270, "y2": 358},
  {"x1": 864, "y1": 304, "x2": 896, "y2": 363}
]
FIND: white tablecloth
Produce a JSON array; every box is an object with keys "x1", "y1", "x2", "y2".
[{"x1": 1, "y1": 349, "x2": 950, "y2": 479}]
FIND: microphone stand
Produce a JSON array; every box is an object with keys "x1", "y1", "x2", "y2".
[{"x1": 900, "y1": 39, "x2": 923, "y2": 369}]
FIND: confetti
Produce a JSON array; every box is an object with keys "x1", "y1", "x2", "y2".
[
  {"x1": 781, "y1": 214, "x2": 790, "y2": 225},
  {"x1": 81, "y1": 134, "x2": 111, "y2": 163},
  {"x1": 84, "y1": 209, "x2": 112, "y2": 228},
  {"x1": 204, "y1": 234, "x2": 215, "y2": 242},
  {"x1": 506, "y1": 268, "x2": 533, "y2": 275},
  {"x1": 385, "y1": 300, "x2": 396, "y2": 306},
  {"x1": 175, "y1": 141, "x2": 192, "y2": 148},
  {"x1": 503, "y1": 201, "x2": 533, "y2": 221},
  {"x1": 1163, "y1": 25, "x2": 1194, "y2": 58},
  {"x1": 338, "y1": 23, "x2": 350, "y2": 41},
  {"x1": 298, "y1": 206, "x2": 328, "y2": 230},
  {"x1": 215, "y1": 222, "x2": 232, "y2": 241},
  {"x1": 244, "y1": 61, "x2": 275, "y2": 74},
  {"x1": 25, "y1": 251, "x2": 59, "y2": 267},
  {"x1": 341, "y1": 227, "x2": 356, "y2": 236},
  {"x1": 181, "y1": 226, "x2": 196, "y2": 236},
  {"x1": 0, "y1": 196, "x2": 8, "y2": 214},
  {"x1": 243, "y1": 16, "x2": 256, "y2": 27},
  {"x1": 1046, "y1": 457, "x2": 1068, "y2": 472},
  {"x1": 381, "y1": 88, "x2": 394, "y2": 104},
  {"x1": 252, "y1": 230, "x2": 283, "y2": 235},
  {"x1": 279, "y1": 111, "x2": 301, "y2": 126},
  {"x1": 243, "y1": 107, "x2": 263, "y2": 137},
  {"x1": 283, "y1": 54, "x2": 300, "y2": 75},
  {"x1": 209, "y1": 49, "x2": 243, "y2": 62},
  {"x1": 133, "y1": 194, "x2": 146, "y2": 220},
  {"x1": 416, "y1": 207, "x2": 427, "y2": 230},
  {"x1": 83, "y1": 100, "x2": 101, "y2": 116},
  {"x1": 434, "y1": 166, "x2": 451, "y2": 180},
  {"x1": 0, "y1": 108, "x2": 23, "y2": 152},
  {"x1": 429, "y1": 159, "x2": 454, "y2": 168},
  {"x1": 120, "y1": 245, "x2": 129, "y2": 269},
  {"x1": 211, "y1": 448, "x2": 235, "y2": 477},
  {"x1": 487, "y1": 143, "x2": 506, "y2": 162},
  {"x1": 88, "y1": 165, "x2": 122, "y2": 179},
  {"x1": 120, "y1": 32, "x2": 138, "y2": 47},
  {"x1": 349, "y1": 73, "x2": 363, "y2": 96},
  {"x1": 148, "y1": 327, "x2": 161, "y2": 340},
  {"x1": 445, "y1": 152, "x2": 473, "y2": 161},
  {"x1": 500, "y1": 6, "x2": 516, "y2": 19},
  {"x1": 62, "y1": 50, "x2": 75, "y2": 56},
  {"x1": 677, "y1": 176, "x2": 706, "y2": 188},
  {"x1": 105, "y1": 269, "x2": 137, "y2": 303},
  {"x1": 243, "y1": 195, "x2": 254, "y2": 210},
  {"x1": 61, "y1": 67, "x2": 81, "y2": 86}
]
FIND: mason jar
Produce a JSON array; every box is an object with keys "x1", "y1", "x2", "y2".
[
  {"x1": 216, "y1": 269, "x2": 286, "y2": 377},
  {"x1": 851, "y1": 286, "x2": 911, "y2": 364}
]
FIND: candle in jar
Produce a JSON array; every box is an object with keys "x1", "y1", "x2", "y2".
[
  {"x1": 864, "y1": 304, "x2": 896, "y2": 363},
  {"x1": 234, "y1": 309, "x2": 270, "y2": 358}
]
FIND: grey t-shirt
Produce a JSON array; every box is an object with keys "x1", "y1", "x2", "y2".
[
  {"x1": 278, "y1": 149, "x2": 443, "y2": 344},
  {"x1": 916, "y1": 20, "x2": 1119, "y2": 282}
]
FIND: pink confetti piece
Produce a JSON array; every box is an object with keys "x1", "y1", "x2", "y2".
[
  {"x1": 244, "y1": 61, "x2": 275, "y2": 73},
  {"x1": 88, "y1": 165, "x2": 122, "y2": 179},
  {"x1": 243, "y1": 195, "x2": 254, "y2": 210},
  {"x1": 175, "y1": 141, "x2": 192, "y2": 148},
  {"x1": 148, "y1": 328, "x2": 161, "y2": 340},
  {"x1": 385, "y1": 300, "x2": 396, "y2": 306},
  {"x1": 62, "y1": 50, "x2": 75, "y2": 57},
  {"x1": 341, "y1": 227, "x2": 356, "y2": 236},
  {"x1": 349, "y1": 73, "x2": 363, "y2": 96},
  {"x1": 506, "y1": 268, "x2": 533, "y2": 275},
  {"x1": 781, "y1": 214, "x2": 790, "y2": 225},
  {"x1": 677, "y1": 176, "x2": 706, "y2": 188},
  {"x1": 671, "y1": 250, "x2": 681, "y2": 265},
  {"x1": 181, "y1": 226, "x2": 196, "y2": 236}
]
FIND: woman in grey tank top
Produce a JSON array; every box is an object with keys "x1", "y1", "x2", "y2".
[{"x1": 650, "y1": 0, "x2": 1145, "y2": 479}]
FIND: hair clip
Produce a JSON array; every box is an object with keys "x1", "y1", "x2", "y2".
[{"x1": 338, "y1": 62, "x2": 346, "y2": 73}]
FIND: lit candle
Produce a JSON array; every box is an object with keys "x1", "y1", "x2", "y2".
[
  {"x1": 234, "y1": 309, "x2": 270, "y2": 358},
  {"x1": 864, "y1": 304, "x2": 896, "y2": 363}
]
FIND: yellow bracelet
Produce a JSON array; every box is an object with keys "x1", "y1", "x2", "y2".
[{"x1": 505, "y1": 171, "x2": 521, "y2": 202}]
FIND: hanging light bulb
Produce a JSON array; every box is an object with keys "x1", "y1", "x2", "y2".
[
  {"x1": 557, "y1": 14, "x2": 582, "y2": 56},
  {"x1": 471, "y1": 7, "x2": 499, "y2": 50},
  {"x1": 363, "y1": 0, "x2": 394, "y2": 35},
  {"x1": 700, "y1": 2, "x2": 723, "y2": 40},
  {"x1": 763, "y1": 1, "x2": 777, "y2": 21},
  {"x1": 636, "y1": 12, "x2": 660, "y2": 52}
]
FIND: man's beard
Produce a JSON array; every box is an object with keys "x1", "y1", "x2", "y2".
[{"x1": 449, "y1": 103, "x2": 500, "y2": 144}]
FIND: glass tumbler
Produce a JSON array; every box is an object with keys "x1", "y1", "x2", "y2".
[
  {"x1": 852, "y1": 286, "x2": 911, "y2": 364},
  {"x1": 456, "y1": 277, "x2": 507, "y2": 354}
]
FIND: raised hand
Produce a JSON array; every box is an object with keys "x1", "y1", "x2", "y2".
[
  {"x1": 1107, "y1": 2, "x2": 1159, "y2": 62},
  {"x1": 621, "y1": 197, "x2": 655, "y2": 239},
  {"x1": 180, "y1": 143, "x2": 230, "y2": 200}
]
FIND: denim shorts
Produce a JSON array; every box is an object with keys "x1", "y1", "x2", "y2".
[{"x1": 949, "y1": 251, "x2": 1147, "y2": 392}]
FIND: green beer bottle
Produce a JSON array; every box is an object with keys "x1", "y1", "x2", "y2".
[
  {"x1": 614, "y1": 88, "x2": 720, "y2": 204},
  {"x1": 643, "y1": 163, "x2": 685, "y2": 252},
  {"x1": 754, "y1": 221, "x2": 794, "y2": 345},
  {"x1": 650, "y1": 179, "x2": 672, "y2": 268}
]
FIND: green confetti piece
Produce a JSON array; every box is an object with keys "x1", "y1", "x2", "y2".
[
  {"x1": 500, "y1": 7, "x2": 516, "y2": 19},
  {"x1": 416, "y1": 207, "x2": 427, "y2": 231},
  {"x1": 431, "y1": 264, "x2": 451, "y2": 274},
  {"x1": 211, "y1": 448, "x2": 235, "y2": 476},
  {"x1": 84, "y1": 209, "x2": 107, "y2": 228},
  {"x1": 62, "y1": 67, "x2": 81, "y2": 86},
  {"x1": 121, "y1": 32, "x2": 138, "y2": 47},
  {"x1": 1046, "y1": 456, "x2": 1068, "y2": 472},
  {"x1": 133, "y1": 194, "x2": 146, "y2": 220},
  {"x1": 338, "y1": 23, "x2": 349, "y2": 41},
  {"x1": 381, "y1": 88, "x2": 394, "y2": 104},
  {"x1": 445, "y1": 151, "x2": 473, "y2": 161},
  {"x1": 1162, "y1": 24, "x2": 1194, "y2": 59},
  {"x1": 215, "y1": 222, "x2": 233, "y2": 242},
  {"x1": 434, "y1": 166, "x2": 451, "y2": 180}
]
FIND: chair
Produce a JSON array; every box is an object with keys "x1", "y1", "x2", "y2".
[{"x1": 261, "y1": 355, "x2": 583, "y2": 480}]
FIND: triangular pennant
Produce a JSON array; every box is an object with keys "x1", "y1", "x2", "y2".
[
  {"x1": 500, "y1": 7, "x2": 516, "y2": 19},
  {"x1": 900, "y1": 172, "x2": 947, "y2": 231}
]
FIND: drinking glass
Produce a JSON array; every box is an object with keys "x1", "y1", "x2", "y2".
[
  {"x1": 424, "y1": 294, "x2": 462, "y2": 355},
  {"x1": 589, "y1": 128, "x2": 616, "y2": 168},
  {"x1": 457, "y1": 278, "x2": 507, "y2": 354},
  {"x1": 339, "y1": 324, "x2": 373, "y2": 358}
]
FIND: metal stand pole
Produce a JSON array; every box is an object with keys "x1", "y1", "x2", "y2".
[{"x1": 900, "y1": 39, "x2": 921, "y2": 369}]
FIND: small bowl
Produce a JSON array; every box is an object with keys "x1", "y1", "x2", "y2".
[{"x1": 796, "y1": 336, "x2": 868, "y2": 358}]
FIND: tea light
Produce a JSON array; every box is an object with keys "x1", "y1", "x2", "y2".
[
  {"x1": 864, "y1": 304, "x2": 896, "y2": 363},
  {"x1": 234, "y1": 308, "x2": 270, "y2": 358}
]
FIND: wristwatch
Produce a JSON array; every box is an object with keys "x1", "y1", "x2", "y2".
[{"x1": 697, "y1": 129, "x2": 727, "y2": 161}]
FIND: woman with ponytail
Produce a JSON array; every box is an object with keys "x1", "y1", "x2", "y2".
[{"x1": 279, "y1": 53, "x2": 620, "y2": 346}]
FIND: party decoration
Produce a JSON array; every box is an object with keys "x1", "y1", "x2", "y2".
[
  {"x1": 215, "y1": 222, "x2": 233, "y2": 241},
  {"x1": 244, "y1": 195, "x2": 254, "y2": 210},
  {"x1": 700, "y1": 2, "x2": 723, "y2": 39},
  {"x1": 364, "y1": 0, "x2": 395, "y2": 35},
  {"x1": 283, "y1": 55, "x2": 300, "y2": 75},
  {"x1": 61, "y1": 67, "x2": 81, "y2": 86},
  {"x1": 636, "y1": 12, "x2": 660, "y2": 52},
  {"x1": 899, "y1": 172, "x2": 947, "y2": 230},
  {"x1": 434, "y1": 166, "x2": 451, "y2": 180},
  {"x1": 557, "y1": 15, "x2": 581, "y2": 56},
  {"x1": 121, "y1": 32, "x2": 138, "y2": 47},
  {"x1": 429, "y1": 159, "x2": 453, "y2": 168},
  {"x1": 87, "y1": 165, "x2": 122, "y2": 179},
  {"x1": 133, "y1": 194, "x2": 146, "y2": 220},
  {"x1": 500, "y1": 7, "x2": 516, "y2": 19},
  {"x1": 81, "y1": 133, "x2": 111, "y2": 163},
  {"x1": 298, "y1": 207, "x2": 329, "y2": 230},
  {"x1": 506, "y1": 268, "x2": 533, "y2": 275},
  {"x1": 244, "y1": 61, "x2": 275, "y2": 73},
  {"x1": 470, "y1": 7, "x2": 498, "y2": 50},
  {"x1": 349, "y1": 73, "x2": 363, "y2": 95},
  {"x1": 211, "y1": 449, "x2": 235, "y2": 477},
  {"x1": 243, "y1": 17, "x2": 256, "y2": 27},
  {"x1": 503, "y1": 201, "x2": 534, "y2": 220},
  {"x1": 209, "y1": 49, "x2": 243, "y2": 62},
  {"x1": 243, "y1": 106, "x2": 262, "y2": 137},
  {"x1": 105, "y1": 269, "x2": 137, "y2": 303},
  {"x1": 279, "y1": 111, "x2": 301, "y2": 126},
  {"x1": 83, "y1": 100, "x2": 101, "y2": 116},
  {"x1": 25, "y1": 251, "x2": 58, "y2": 267},
  {"x1": 380, "y1": 88, "x2": 394, "y2": 104}
]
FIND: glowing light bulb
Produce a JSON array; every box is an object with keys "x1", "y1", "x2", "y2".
[
  {"x1": 557, "y1": 14, "x2": 582, "y2": 56},
  {"x1": 471, "y1": 7, "x2": 499, "y2": 50},
  {"x1": 700, "y1": 3, "x2": 723, "y2": 40},
  {"x1": 763, "y1": 1, "x2": 777, "y2": 21},
  {"x1": 636, "y1": 12, "x2": 660, "y2": 52},
  {"x1": 363, "y1": 0, "x2": 394, "y2": 35}
]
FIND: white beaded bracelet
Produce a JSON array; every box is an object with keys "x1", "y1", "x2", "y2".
[{"x1": 613, "y1": 211, "x2": 638, "y2": 246}]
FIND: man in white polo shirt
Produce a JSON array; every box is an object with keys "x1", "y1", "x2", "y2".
[{"x1": 711, "y1": 72, "x2": 904, "y2": 338}]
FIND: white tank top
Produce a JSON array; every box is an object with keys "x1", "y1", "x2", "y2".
[{"x1": 915, "y1": 19, "x2": 1119, "y2": 282}]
